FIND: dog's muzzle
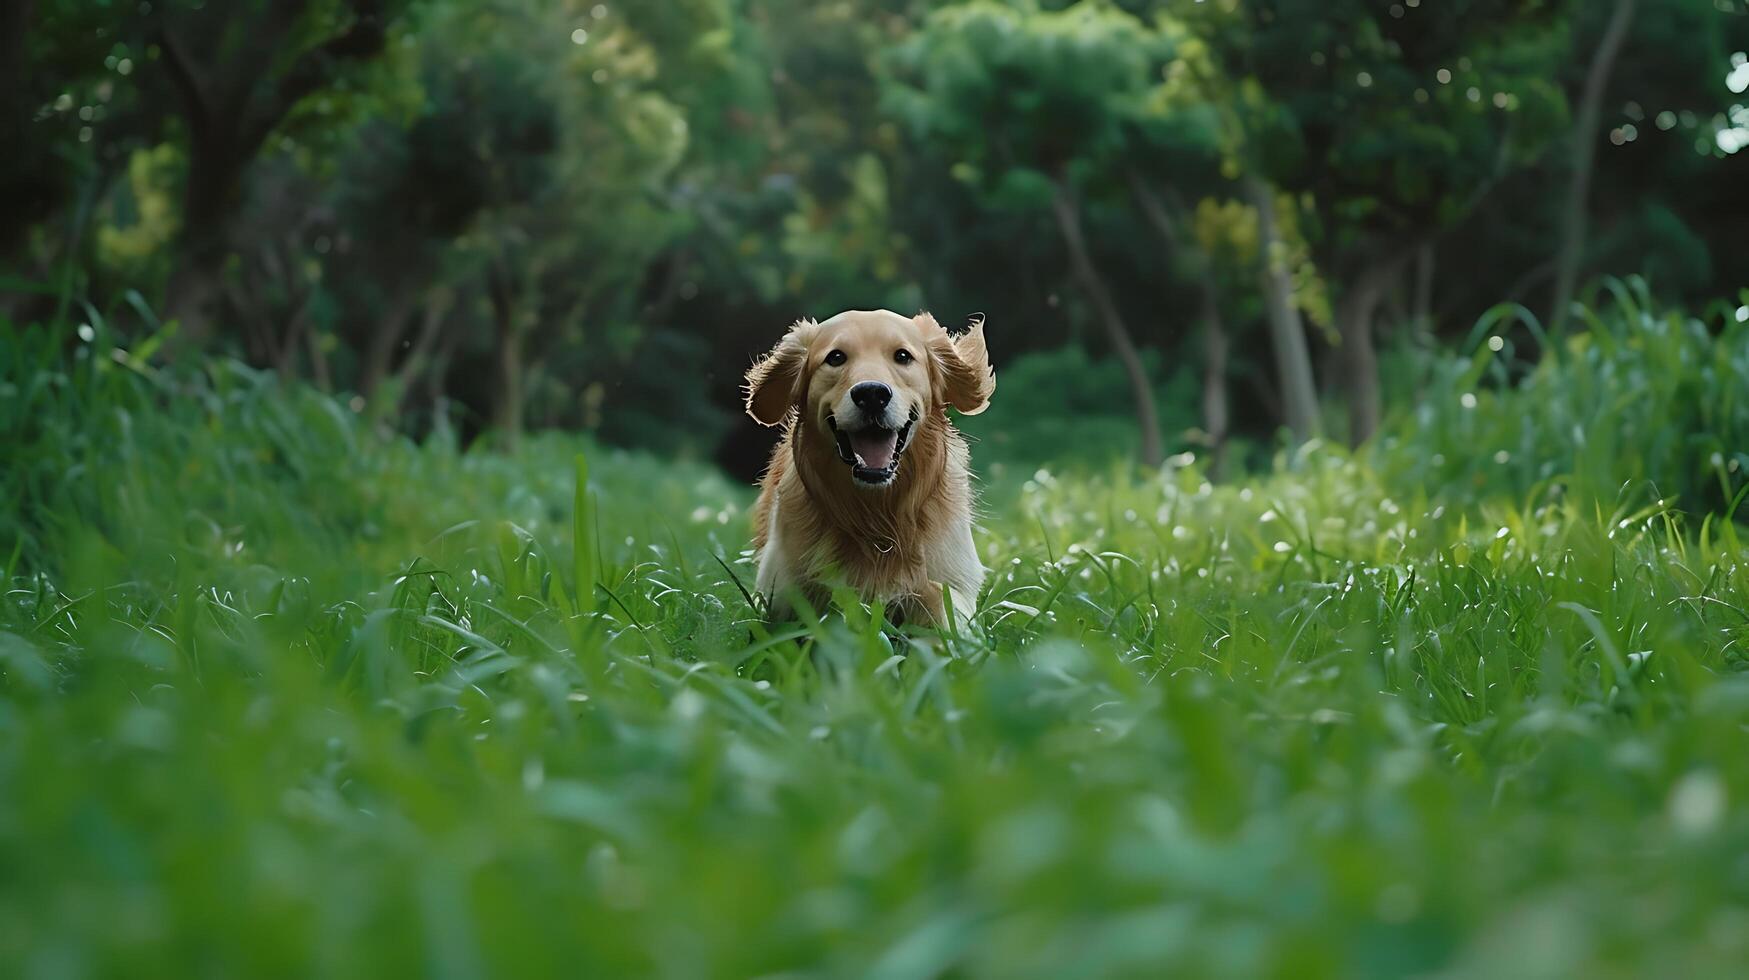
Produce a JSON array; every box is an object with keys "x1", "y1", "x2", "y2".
[{"x1": 826, "y1": 408, "x2": 917, "y2": 488}]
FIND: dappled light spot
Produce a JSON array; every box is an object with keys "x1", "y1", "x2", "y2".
[{"x1": 1728, "y1": 53, "x2": 1749, "y2": 94}]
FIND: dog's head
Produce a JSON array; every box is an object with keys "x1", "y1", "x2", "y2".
[{"x1": 745, "y1": 310, "x2": 994, "y2": 489}]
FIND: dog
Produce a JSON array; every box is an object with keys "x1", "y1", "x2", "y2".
[{"x1": 744, "y1": 309, "x2": 995, "y2": 628}]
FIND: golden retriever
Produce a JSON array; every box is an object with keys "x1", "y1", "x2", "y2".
[{"x1": 744, "y1": 310, "x2": 995, "y2": 627}]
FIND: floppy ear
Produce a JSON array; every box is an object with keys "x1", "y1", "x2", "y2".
[
  {"x1": 744, "y1": 319, "x2": 819, "y2": 426},
  {"x1": 922, "y1": 313, "x2": 995, "y2": 415}
]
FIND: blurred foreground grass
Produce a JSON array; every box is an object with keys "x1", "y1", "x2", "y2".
[{"x1": 3, "y1": 284, "x2": 1749, "y2": 978}]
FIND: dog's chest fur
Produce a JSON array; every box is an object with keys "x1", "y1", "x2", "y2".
[{"x1": 752, "y1": 414, "x2": 983, "y2": 621}]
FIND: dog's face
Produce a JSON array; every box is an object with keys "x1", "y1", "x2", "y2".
[
  {"x1": 745, "y1": 310, "x2": 994, "y2": 489},
  {"x1": 806, "y1": 312, "x2": 930, "y2": 488}
]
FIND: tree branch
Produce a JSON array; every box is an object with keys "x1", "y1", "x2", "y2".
[
  {"x1": 240, "y1": 0, "x2": 389, "y2": 155},
  {"x1": 155, "y1": 26, "x2": 212, "y2": 138},
  {"x1": 1126, "y1": 170, "x2": 1184, "y2": 257}
]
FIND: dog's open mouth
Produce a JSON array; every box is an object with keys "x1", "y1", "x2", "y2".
[{"x1": 828, "y1": 411, "x2": 916, "y2": 487}]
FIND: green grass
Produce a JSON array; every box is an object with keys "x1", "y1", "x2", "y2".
[{"x1": 3, "y1": 286, "x2": 1749, "y2": 978}]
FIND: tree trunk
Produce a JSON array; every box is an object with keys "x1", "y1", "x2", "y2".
[
  {"x1": 1049, "y1": 180, "x2": 1164, "y2": 468},
  {"x1": 487, "y1": 263, "x2": 524, "y2": 452},
  {"x1": 1334, "y1": 255, "x2": 1408, "y2": 448},
  {"x1": 1244, "y1": 174, "x2": 1321, "y2": 443},
  {"x1": 361, "y1": 297, "x2": 415, "y2": 397},
  {"x1": 1549, "y1": 0, "x2": 1638, "y2": 335},
  {"x1": 155, "y1": 2, "x2": 393, "y2": 354},
  {"x1": 497, "y1": 327, "x2": 524, "y2": 450},
  {"x1": 387, "y1": 288, "x2": 453, "y2": 413},
  {"x1": 1129, "y1": 173, "x2": 1228, "y2": 478},
  {"x1": 276, "y1": 303, "x2": 310, "y2": 381},
  {"x1": 305, "y1": 317, "x2": 332, "y2": 391},
  {"x1": 1199, "y1": 283, "x2": 1231, "y2": 480},
  {"x1": 1412, "y1": 243, "x2": 1435, "y2": 341},
  {"x1": 165, "y1": 142, "x2": 243, "y2": 351},
  {"x1": 426, "y1": 307, "x2": 466, "y2": 435},
  {"x1": 1336, "y1": 284, "x2": 1381, "y2": 448}
]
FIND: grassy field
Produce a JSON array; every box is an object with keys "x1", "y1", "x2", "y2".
[{"x1": 4, "y1": 284, "x2": 1749, "y2": 978}]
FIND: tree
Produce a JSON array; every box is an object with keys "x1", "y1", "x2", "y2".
[
  {"x1": 1124, "y1": 8, "x2": 1324, "y2": 444},
  {"x1": 2, "y1": 0, "x2": 160, "y2": 306},
  {"x1": 1543, "y1": 0, "x2": 1749, "y2": 323},
  {"x1": 1119, "y1": 34, "x2": 1249, "y2": 471},
  {"x1": 138, "y1": 0, "x2": 411, "y2": 345},
  {"x1": 1130, "y1": 177, "x2": 1232, "y2": 476},
  {"x1": 1, "y1": 0, "x2": 52, "y2": 262},
  {"x1": 1187, "y1": 0, "x2": 1570, "y2": 446},
  {"x1": 11, "y1": 0, "x2": 1749, "y2": 466},
  {"x1": 884, "y1": 1, "x2": 1173, "y2": 467},
  {"x1": 1245, "y1": 175, "x2": 1324, "y2": 443}
]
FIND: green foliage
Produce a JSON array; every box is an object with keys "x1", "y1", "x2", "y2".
[
  {"x1": 1192, "y1": 192, "x2": 1331, "y2": 329},
  {"x1": 960, "y1": 345, "x2": 1200, "y2": 474},
  {"x1": 781, "y1": 154, "x2": 923, "y2": 313},
  {"x1": 1383, "y1": 279, "x2": 1749, "y2": 517},
  {"x1": 12, "y1": 0, "x2": 1749, "y2": 458},
  {"x1": 93, "y1": 145, "x2": 183, "y2": 288},
  {"x1": 884, "y1": 1, "x2": 1171, "y2": 188},
  {"x1": 6, "y1": 294, "x2": 1749, "y2": 975},
  {"x1": 1192, "y1": 0, "x2": 1572, "y2": 239}
]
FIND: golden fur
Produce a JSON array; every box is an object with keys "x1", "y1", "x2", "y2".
[{"x1": 744, "y1": 310, "x2": 995, "y2": 626}]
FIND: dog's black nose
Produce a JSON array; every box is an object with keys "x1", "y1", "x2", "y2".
[{"x1": 850, "y1": 382, "x2": 892, "y2": 412}]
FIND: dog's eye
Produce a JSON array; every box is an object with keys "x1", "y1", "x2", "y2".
[
  {"x1": 894, "y1": 349, "x2": 914, "y2": 365},
  {"x1": 824, "y1": 349, "x2": 847, "y2": 367}
]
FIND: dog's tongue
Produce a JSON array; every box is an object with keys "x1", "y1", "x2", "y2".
[{"x1": 850, "y1": 428, "x2": 898, "y2": 470}]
